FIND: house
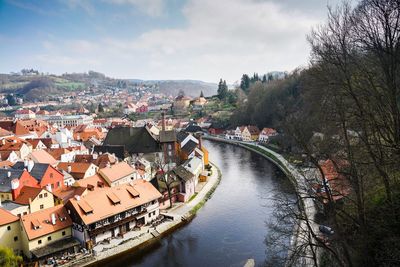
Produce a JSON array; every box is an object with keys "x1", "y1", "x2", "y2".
[
  {"x1": 100, "y1": 126, "x2": 161, "y2": 158},
  {"x1": 0, "y1": 208, "x2": 22, "y2": 255},
  {"x1": 171, "y1": 165, "x2": 196, "y2": 202},
  {"x1": 52, "y1": 186, "x2": 87, "y2": 205},
  {"x1": 159, "y1": 123, "x2": 178, "y2": 165},
  {"x1": 177, "y1": 132, "x2": 199, "y2": 162},
  {"x1": 242, "y1": 126, "x2": 260, "y2": 141},
  {"x1": 123, "y1": 103, "x2": 137, "y2": 114},
  {"x1": 0, "y1": 200, "x2": 29, "y2": 217},
  {"x1": 0, "y1": 168, "x2": 39, "y2": 201},
  {"x1": 0, "y1": 137, "x2": 32, "y2": 160},
  {"x1": 46, "y1": 148, "x2": 74, "y2": 162},
  {"x1": 57, "y1": 162, "x2": 98, "y2": 180},
  {"x1": 14, "y1": 109, "x2": 36, "y2": 119},
  {"x1": 0, "y1": 150, "x2": 19, "y2": 163},
  {"x1": 98, "y1": 162, "x2": 135, "y2": 187},
  {"x1": 258, "y1": 128, "x2": 278, "y2": 143},
  {"x1": 25, "y1": 139, "x2": 48, "y2": 150},
  {"x1": 234, "y1": 126, "x2": 245, "y2": 140},
  {"x1": 14, "y1": 186, "x2": 54, "y2": 213},
  {"x1": 65, "y1": 180, "x2": 161, "y2": 245},
  {"x1": 12, "y1": 162, "x2": 65, "y2": 192},
  {"x1": 73, "y1": 125, "x2": 104, "y2": 142},
  {"x1": 29, "y1": 150, "x2": 58, "y2": 166},
  {"x1": 173, "y1": 95, "x2": 192, "y2": 111},
  {"x1": 225, "y1": 130, "x2": 235, "y2": 140},
  {"x1": 20, "y1": 205, "x2": 78, "y2": 259}
]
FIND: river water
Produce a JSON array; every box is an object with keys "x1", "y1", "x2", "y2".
[{"x1": 101, "y1": 140, "x2": 294, "y2": 267}]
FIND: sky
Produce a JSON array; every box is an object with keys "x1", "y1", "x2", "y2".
[{"x1": 0, "y1": 0, "x2": 343, "y2": 83}]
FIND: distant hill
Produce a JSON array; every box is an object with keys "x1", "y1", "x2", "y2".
[{"x1": 156, "y1": 80, "x2": 217, "y2": 97}]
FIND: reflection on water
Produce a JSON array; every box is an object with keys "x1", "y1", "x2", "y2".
[{"x1": 99, "y1": 141, "x2": 294, "y2": 267}]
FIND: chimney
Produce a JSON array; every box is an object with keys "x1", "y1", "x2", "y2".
[
  {"x1": 51, "y1": 213, "x2": 56, "y2": 225},
  {"x1": 27, "y1": 160, "x2": 34, "y2": 172},
  {"x1": 46, "y1": 184, "x2": 52, "y2": 193},
  {"x1": 67, "y1": 165, "x2": 72, "y2": 173},
  {"x1": 161, "y1": 112, "x2": 166, "y2": 132},
  {"x1": 24, "y1": 159, "x2": 28, "y2": 168},
  {"x1": 11, "y1": 179, "x2": 19, "y2": 200},
  {"x1": 1, "y1": 139, "x2": 5, "y2": 145},
  {"x1": 74, "y1": 195, "x2": 80, "y2": 201}
]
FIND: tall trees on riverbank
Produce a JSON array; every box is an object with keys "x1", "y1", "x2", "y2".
[{"x1": 231, "y1": 0, "x2": 400, "y2": 266}]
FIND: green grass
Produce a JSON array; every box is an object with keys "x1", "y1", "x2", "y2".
[{"x1": 188, "y1": 193, "x2": 198, "y2": 202}]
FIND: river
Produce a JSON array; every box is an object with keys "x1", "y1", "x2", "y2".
[{"x1": 100, "y1": 140, "x2": 294, "y2": 267}]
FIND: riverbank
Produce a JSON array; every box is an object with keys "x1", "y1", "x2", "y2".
[
  {"x1": 203, "y1": 135, "x2": 318, "y2": 266},
  {"x1": 66, "y1": 162, "x2": 222, "y2": 267}
]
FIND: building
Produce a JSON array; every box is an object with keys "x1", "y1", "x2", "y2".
[
  {"x1": 258, "y1": 128, "x2": 278, "y2": 143},
  {"x1": 0, "y1": 200, "x2": 29, "y2": 217},
  {"x1": 0, "y1": 207, "x2": 22, "y2": 255},
  {"x1": 14, "y1": 186, "x2": 54, "y2": 213},
  {"x1": 20, "y1": 205, "x2": 78, "y2": 259},
  {"x1": 29, "y1": 150, "x2": 58, "y2": 166},
  {"x1": 65, "y1": 180, "x2": 161, "y2": 245},
  {"x1": 98, "y1": 161, "x2": 135, "y2": 187},
  {"x1": 57, "y1": 162, "x2": 98, "y2": 180},
  {"x1": 14, "y1": 109, "x2": 36, "y2": 119},
  {"x1": 12, "y1": 162, "x2": 65, "y2": 192},
  {"x1": 0, "y1": 168, "x2": 39, "y2": 201},
  {"x1": 40, "y1": 115, "x2": 93, "y2": 128}
]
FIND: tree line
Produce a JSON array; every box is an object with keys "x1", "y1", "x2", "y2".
[{"x1": 228, "y1": 0, "x2": 400, "y2": 266}]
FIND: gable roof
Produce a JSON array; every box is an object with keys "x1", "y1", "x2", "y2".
[
  {"x1": 67, "y1": 180, "x2": 162, "y2": 225},
  {"x1": 73, "y1": 174, "x2": 109, "y2": 189},
  {"x1": 15, "y1": 186, "x2": 48, "y2": 205},
  {"x1": 0, "y1": 207, "x2": 19, "y2": 226},
  {"x1": 181, "y1": 140, "x2": 198, "y2": 154},
  {"x1": 102, "y1": 126, "x2": 160, "y2": 154},
  {"x1": 172, "y1": 165, "x2": 195, "y2": 182},
  {"x1": 94, "y1": 145, "x2": 125, "y2": 159},
  {"x1": 98, "y1": 161, "x2": 134, "y2": 183},
  {"x1": 12, "y1": 162, "x2": 59, "y2": 183},
  {"x1": 30, "y1": 150, "x2": 57, "y2": 166},
  {"x1": 46, "y1": 148, "x2": 71, "y2": 161},
  {"x1": 57, "y1": 162, "x2": 95, "y2": 179},
  {"x1": 0, "y1": 169, "x2": 29, "y2": 192},
  {"x1": 176, "y1": 131, "x2": 189, "y2": 143},
  {"x1": 21, "y1": 205, "x2": 72, "y2": 240}
]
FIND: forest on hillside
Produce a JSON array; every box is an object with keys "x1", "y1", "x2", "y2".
[{"x1": 225, "y1": 0, "x2": 400, "y2": 266}]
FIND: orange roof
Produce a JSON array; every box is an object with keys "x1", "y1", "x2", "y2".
[
  {"x1": 0, "y1": 127, "x2": 13, "y2": 137},
  {"x1": 0, "y1": 160, "x2": 14, "y2": 168},
  {"x1": 57, "y1": 162, "x2": 94, "y2": 175},
  {"x1": 30, "y1": 150, "x2": 57, "y2": 165},
  {"x1": 46, "y1": 148, "x2": 71, "y2": 161},
  {"x1": 0, "y1": 207, "x2": 19, "y2": 226},
  {"x1": 98, "y1": 161, "x2": 134, "y2": 183},
  {"x1": 67, "y1": 180, "x2": 161, "y2": 225},
  {"x1": 261, "y1": 128, "x2": 277, "y2": 136},
  {"x1": 73, "y1": 174, "x2": 109, "y2": 189},
  {"x1": 53, "y1": 186, "x2": 87, "y2": 203},
  {"x1": 0, "y1": 136, "x2": 30, "y2": 151},
  {"x1": 21, "y1": 205, "x2": 72, "y2": 240},
  {"x1": 246, "y1": 125, "x2": 260, "y2": 135},
  {"x1": 15, "y1": 186, "x2": 47, "y2": 205}
]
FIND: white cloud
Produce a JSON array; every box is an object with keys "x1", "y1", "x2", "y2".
[
  {"x1": 35, "y1": 0, "x2": 323, "y2": 82},
  {"x1": 104, "y1": 0, "x2": 165, "y2": 17}
]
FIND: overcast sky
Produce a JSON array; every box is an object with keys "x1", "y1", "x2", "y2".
[{"x1": 0, "y1": 0, "x2": 344, "y2": 83}]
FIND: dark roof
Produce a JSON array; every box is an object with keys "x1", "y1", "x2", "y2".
[
  {"x1": 0, "y1": 169, "x2": 27, "y2": 192},
  {"x1": 185, "y1": 123, "x2": 203, "y2": 133},
  {"x1": 102, "y1": 127, "x2": 160, "y2": 154},
  {"x1": 172, "y1": 166, "x2": 194, "y2": 182},
  {"x1": 159, "y1": 130, "x2": 176, "y2": 143},
  {"x1": 1, "y1": 200, "x2": 27, "y2": 211},
  {"x1": 176, "y1": 131, "x2": 189, "y2": 143},
  {"x1": 93, "y1": 145, "x2": 125, "y2": 159},
  {"x1": 31, "y1": 237, "x2": 80, "y2": 259},
  {"x1": 12, "y1": 162, "x2": 50, "y2": 182},
  {"x1": 181, "y1": 140, "x2": 198, "y2": 154}
]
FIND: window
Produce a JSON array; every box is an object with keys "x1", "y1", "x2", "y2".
[
  {"x1": 57, "y1": 181, "x2": 61, "y2": 187},
  {"x1": 47, "y1": 236, "x2": 52, "y2": 241},
  {"x1": 40, "y1": 204, "x2": 44, "y2": 209},
  {"x1": 14, "y1": 236, "x2": 18, "y2": 242},
  {"x1": 50, "y1": 173, "x2": 53, "y2": 178},
  {"x1": 38, "y1": 240, "x2": 42, "y2": 244},
  {"x1": 39, "y1": 194, "x2": 43, "y2": 199},
  {"x1": 7, "y1": 225, "x2": 11, "y2": 231},
  {"x1": 23, "y1": 212, "x2": 27, "y2": 215},
  {"x1": 62, "y1": 231, "x2": 66, "y2": 236},
  {"x1": 51, "y1": 184, "x2": 54, "y2": 189},
  {"x1": 148, "y1": 213, "x2": 151, "y2": 218},
  {"x1": 44, "y1": 193, "x2": 48, "y2": 197}
]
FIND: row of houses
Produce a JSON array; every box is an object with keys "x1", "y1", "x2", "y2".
[{"x1": 225, "y1": 125, "x2": 278, "y2": 142}]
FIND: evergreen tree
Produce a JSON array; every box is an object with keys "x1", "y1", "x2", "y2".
[
  {"x1": 6, "y1": 94, "x2": 16, "y2": 106},
  {"x1": 262, "y1": 74, "x2": 267, "y2": 83},
  {"x1": 200, "y1": 90, "x2": 204, "y2": 97},
  {"x1": 98, "y1": 103, "x2": 104, "y2": 113},
  {"x1": 217, "y1": 78, "x2": 228, "y2": 100},
  {"x1": 240, "y1": 74, "x2": 251, "y2": 92}
]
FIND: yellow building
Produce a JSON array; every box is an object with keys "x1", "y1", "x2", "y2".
[
  {"x1": 15, "y1": 186, "x2": 54, "y2": 213},
  {"x1": 0, "y1": 208, "x2": 22, "y2": 255},
  {"x1": 20, "y1": 205, "x2": 76, "y2": 259}
]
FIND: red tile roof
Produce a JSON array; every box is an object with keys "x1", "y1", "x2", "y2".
[
  {"x1": 21, "y1": 205, "x2": 72, "y2": 240},
  {"x1": 0, "y1": 207, "x2": 19, "y2": 226}
]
